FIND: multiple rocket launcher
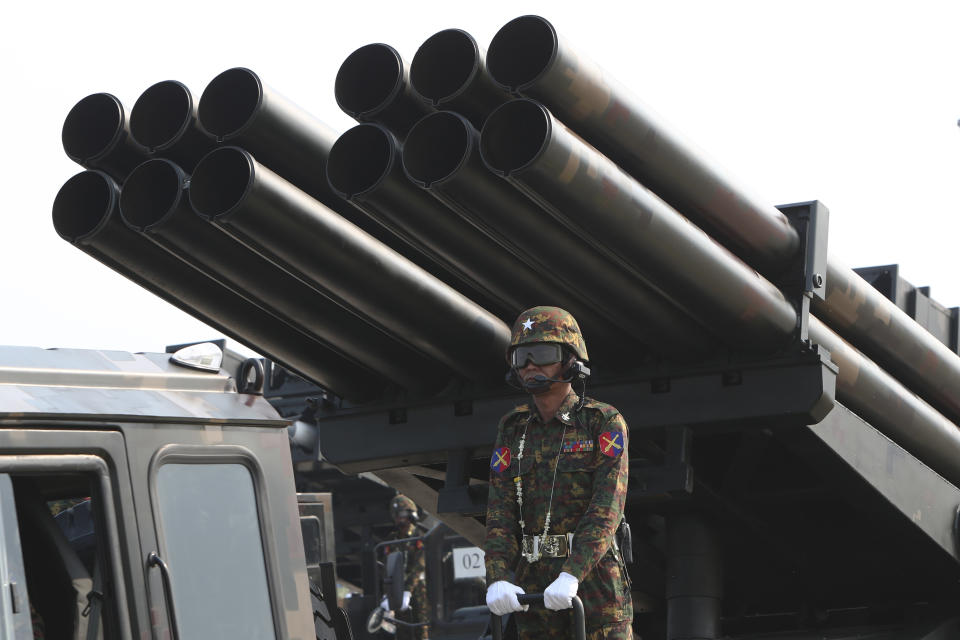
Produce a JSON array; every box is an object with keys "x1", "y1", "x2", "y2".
[{"x1": 53, "y1": 16, "x2": 960, "y2": 486}]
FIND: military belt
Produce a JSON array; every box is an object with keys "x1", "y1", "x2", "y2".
[{"x1": 521, "y1": 533, "x2": 573, "y2": 561}]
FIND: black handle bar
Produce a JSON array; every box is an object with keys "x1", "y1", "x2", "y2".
[{"x1": 490, "y1": 593, "x2": 585, "y2": 640}]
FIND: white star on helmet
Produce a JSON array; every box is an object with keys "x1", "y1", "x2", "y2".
[{"x1": 522, "y1": 319, "x2": 535, "y2": 331}]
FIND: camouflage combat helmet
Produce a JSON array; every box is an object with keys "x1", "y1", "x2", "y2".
[
  {"x1": 509, "y1": 306, "x2": 588, "y2": 362},
  {"x1": 390, "y1": 494, "x2": 417, "y2": 520}
]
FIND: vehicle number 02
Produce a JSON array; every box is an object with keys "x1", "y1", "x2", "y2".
[{"x1": 452, "y1": 547, "x2": 485, "y2": 579}]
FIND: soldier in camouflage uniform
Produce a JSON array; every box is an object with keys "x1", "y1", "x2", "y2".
[
  {"x1": 383, "y1": 494, "x2": 429, "y2": 639},
  {"x1": 484, "y1": 307, "x2": 633, "y2": 640}
]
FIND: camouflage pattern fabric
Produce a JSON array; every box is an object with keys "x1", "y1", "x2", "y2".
[
  {"x1": 484, "y1": 392, "x2": 632, "y2": 638},
  {"x1": 386, "y1": 521, "x2": 429, "y2": 640},
  {"x1": 510, "y1": 307, "x2": 589, "y2": 361}
]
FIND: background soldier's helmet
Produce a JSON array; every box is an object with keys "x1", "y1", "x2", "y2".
[
  {"x1": 390, "y1": 494, "x2": 417, "y2": 520},
  {"x1": 509, "y1": 306, "x2": 589, "y2": 362}
]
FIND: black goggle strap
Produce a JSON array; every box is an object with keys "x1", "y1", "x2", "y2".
[{"x1": 510, "y1": 343, "x2": 564, "y2": 367}]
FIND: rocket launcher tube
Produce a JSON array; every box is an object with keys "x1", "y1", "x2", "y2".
[
  {"x1": 488, "y1": 16, "x2": 960, "y2": 429},
  {"x1": 198, "y1": 67, "x2": 467, "y2": 294},
  {"x1": 486, "y1": 14, "x2": 799, "y2": 272},
  {"x1": 331, "y1": 122, "x2": 595, "y2": 321},
  {"x1": 815, "y1": 260, "x2": 960, "y2": 424},
  {"x1": 402, "y1": 110, "x2": 714, "y2": 359},
  {"x1": 198, "y1": 67, "x2": 351, "y2": 218},
  {"x1": 335, "y1": 44, "x2": 433, "y2": 139},
  {"x1": 130, "y1": 80, "x2": 215, "y2": 172},
  {"x1": 410, "y1": 29, "x2": 512, "y2": 130},
  {"x1": 119, "y1": 158, "x2": 449, "y2": 393},
  {"x1": 62, "y1": 93, "x2": 149, "y2": 183},
  {"x1": 481, "y1": 99, "x2": 797, "y2": 352},
  {"x1": 189, "y1": 146, "x2": 511, "y2": 382},
  {"x1": 52, "y1": 170, "x2": 384, "y2": 402}
]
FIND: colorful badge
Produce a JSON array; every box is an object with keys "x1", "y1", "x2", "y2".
[
  {"x1": 599, "y1": 432, "x2": 624, "y2": 457},
  {"x1": 490, "y1": 446, "x2": 511, "y2": 473},
  {"x1": 562, "y1": 439, "x2": 594, "y2": 453}
]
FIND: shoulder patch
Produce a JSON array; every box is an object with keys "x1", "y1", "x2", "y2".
[
  {"x1": 599, "y1": 431, "x2": 625, "y2": 458},
  {"x1": 491, "y1": 446, "x2": 512, "y2": 472}
]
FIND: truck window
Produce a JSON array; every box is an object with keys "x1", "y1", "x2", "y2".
[
  {"x1": 155, "y1": 463, "x2": 276, "y2": 639},
  {"x1": 0, "y1": 457, "x2": 127, "y2": 640}
]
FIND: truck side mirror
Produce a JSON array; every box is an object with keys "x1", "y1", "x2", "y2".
[{"x1": 384, "y1": 550, "x2": 406, "y2": 611}]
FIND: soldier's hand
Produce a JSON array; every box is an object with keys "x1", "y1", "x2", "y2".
[
  {"x1": 486, "y1": 580, "x2": 528, "y2": 615},
  {"x1": 401, "y1": 591, "x2": 412, "y2": 611},
  {"x1": 379, "y1": 596, "x2": 390, "y2": 611},
  {"x1": 544, "y1": 572, "x2": 579, "y2": 610}
]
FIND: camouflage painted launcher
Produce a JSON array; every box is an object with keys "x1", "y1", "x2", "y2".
[
  {"x1": 485, "y1": 14, "x2": 960, "y2": 431},
  {"x1": 479, "y1": 99, "x2": 797, "y2": 352}
]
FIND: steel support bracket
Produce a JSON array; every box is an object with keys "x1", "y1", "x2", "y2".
[{"x1": 776, "y1": 201, "x2": 830, "y2": 343}]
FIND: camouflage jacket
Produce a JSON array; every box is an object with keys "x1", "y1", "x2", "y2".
[
  {"x1": 484, "y1": 391, "x2": 629, "y2": 584},
  {"x1": 386, "y1": 521, "x2": 427, "y2": 593}
]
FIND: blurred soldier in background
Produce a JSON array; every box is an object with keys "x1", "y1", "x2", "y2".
[{"x1": 382, "y1": 494, "x2": 429, "y2": 639}]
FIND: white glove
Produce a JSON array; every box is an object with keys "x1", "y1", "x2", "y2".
[
  {"x1": 486, "y1": 580, "x2": 528, "y2": 616},
  {"x1": 379, "y1": 596, "x2": 390, "y2": 611},
  {"x1": 401, "y1": 590, "x2": 412, "y2": 611},
  {"x1": 543, "y1": 572, "x2": 579, "y2": 610}
]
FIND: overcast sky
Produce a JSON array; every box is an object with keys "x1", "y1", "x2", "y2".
[{"x1": 2, "y1": 1, "x2": 958, "y2": 356}]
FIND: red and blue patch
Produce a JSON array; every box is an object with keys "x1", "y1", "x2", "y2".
[
  {"x1": 490, "y1": 446, "x2": 511, "y2": 473},
  {"x1": 599, "y1": 431, "x2": 624, "y2": 457}
]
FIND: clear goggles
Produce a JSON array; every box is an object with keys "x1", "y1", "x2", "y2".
[{"x1": 510, "y1": 343, "x2": 565, "y2": 368}]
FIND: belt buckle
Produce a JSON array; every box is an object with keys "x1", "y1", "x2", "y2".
[
  {"x1": 542, "y1": 535, "x2": 562, "y2": 558},
  {"x1": 521, "y1": 535, "x2": 540, "y2": 563}
]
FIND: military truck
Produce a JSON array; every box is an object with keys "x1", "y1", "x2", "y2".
[{"x1": 0, "y1": 342, "x2": 347, "y2": 639}]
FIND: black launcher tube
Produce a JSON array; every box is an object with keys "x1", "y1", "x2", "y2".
[
  {"x1": 402, "y1": 110, "x2": 713, "y2": 358},
  {"x1": 62, "y1": 93, "x2": 149, "y2": 182},
  {"x1": 52, "y1": 170, "x2": 384, "y2": 401},
  {"x1": 329, "y1": 123, "x2": 564, "y2": 320},
  {"x1": 410, "y1": 29, "x2": 512, "y2": 130},
  {"x1": 189, "y1": 147, "x2": 511, "y2": 382},
  {"x1": 130, "y1": 80, "x2": 216, "y2": 172},
  {"x1": 335, "y1": 43, "x2": 433, "y2": 138},
  {"x1": 198, "y1": 67, "x2": 351, "y2": 217},
  {"x1": 119, "y1": 159, "x2": 449, "y2": 393},
  {"x1": 197, "y1": 66, "x2": 457, "y2": 287}
]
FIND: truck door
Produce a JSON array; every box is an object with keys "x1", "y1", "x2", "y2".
[
  {"x1": 0, "y1": 430, "x2": 136, "y2": 640},
  {"x1": 147, "y1": 445, "x2": 278, "y2": 639},
  {"x1": 133, "y1": 435, "x2": 314, "y2": 640}
]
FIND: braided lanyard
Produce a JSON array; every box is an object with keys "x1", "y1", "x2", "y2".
[{"x1": 514, "y1": 412, "x2": 568, "y2": 563}]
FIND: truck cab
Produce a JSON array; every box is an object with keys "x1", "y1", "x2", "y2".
[{"x1": 0, "y1": 344, "x2": 317, "y2": 639}]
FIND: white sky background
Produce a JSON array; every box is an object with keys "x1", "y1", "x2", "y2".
[{"x1": 1, "y1": 1, "x2": 958, "y2": 355}]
